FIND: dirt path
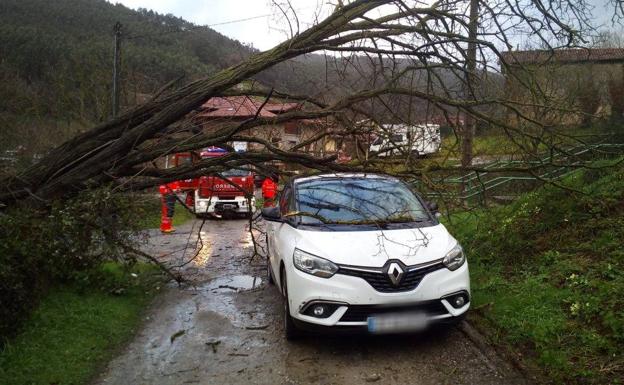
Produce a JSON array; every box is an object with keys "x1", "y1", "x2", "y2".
[{"x1": 96, "y1": 219, "x2": 529, "y2": 385}]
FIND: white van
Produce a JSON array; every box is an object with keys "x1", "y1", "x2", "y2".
[{"x1": 369, "y1": 124, "x2": 441, "y2": 157}]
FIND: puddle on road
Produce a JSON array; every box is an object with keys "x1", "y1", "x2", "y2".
[
  {"x1": 193, "y1": 230, "x2": 212, "y2": 267},
  {"x1": 203, "y1": 275, "x2": 263, "y2": 292},
  {"x1": 239, "y1": 229, "x2": 255, "y2": 249}
]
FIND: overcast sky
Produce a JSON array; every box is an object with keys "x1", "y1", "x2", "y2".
[
  {"x1": 109, "y1": 0, "x2": 621, "y2": 51},
  {"x1": 110, "y1": 0, "x2": 331, "y2": 50}
]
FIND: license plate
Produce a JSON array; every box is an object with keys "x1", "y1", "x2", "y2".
[
  {"x1": 222, "y1": 204, "x2": 235, "y2": 209},
  {"x1": 367, "y1": 312, "x2": 428, "y2": 334}
]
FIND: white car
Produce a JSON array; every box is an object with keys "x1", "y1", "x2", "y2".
[{"x1": 263, "y1": 173, "x2": 470, "y2": 339}]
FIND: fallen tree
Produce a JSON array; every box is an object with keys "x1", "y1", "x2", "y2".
[
  {"x1": 0, "y1": 0, "x2": 614, "y2": 208},
  {"x1": 2, "y1": 0, "x2": 623, "y2": 344}
]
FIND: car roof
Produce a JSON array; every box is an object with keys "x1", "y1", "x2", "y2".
[{"x1": 293, "y1": 173, "x2": 399, "y2": 185}]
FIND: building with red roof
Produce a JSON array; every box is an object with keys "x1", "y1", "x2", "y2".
[
  {"x1": 192, "y1": 96, "x2": 347, "y2": 168},
  {"x1": 196, "y1": 96, "x2": 280, "y2": 119}
]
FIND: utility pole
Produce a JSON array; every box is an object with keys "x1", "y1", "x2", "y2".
[
  {"x1": 461, "y1": 0, "x2": 479, "y2": 168},
  {"x1": 112, "y1": 22, "x2": 122, "y2": 118}
]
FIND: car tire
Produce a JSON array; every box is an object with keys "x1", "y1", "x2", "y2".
[
  {"x1": 267, "y1": 258, "x2": 275, "y2": 285},
  {"x1": 266, "y1": 242, "x2": 275, "y2": 285},
  {"x1": 240, "y1": 211, "x2": 253, "y2": 219},
  {"x1": 281, "y1": 270, "x2": 300, "y2": 340},
  {"x1": 266, "y1": 237, "x2": 274, "y2": 285}
]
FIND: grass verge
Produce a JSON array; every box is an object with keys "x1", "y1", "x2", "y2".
[
  {"x1": 135, "y1": 193, "x2": 195, "y2": 230},
  {"x1": 439, "y1": 124, "x2": 621, "y2": 159},
  {"x1": 443, "y1": 161, "x2": 624, "y2": 384},
  {"x1": 0, "y1": 263, "x2": 163, "y2": 385}
]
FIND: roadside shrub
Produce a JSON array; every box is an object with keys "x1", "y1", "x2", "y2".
[
  {"x1": 447, "y1": 160, "x2": 624, "y2": 383},
  {"x1": 0, "y1": 188, "x2": 143, "y2": 342}
]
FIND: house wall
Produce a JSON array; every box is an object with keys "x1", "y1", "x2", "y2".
[{"x1": 196, "y1": 117, "x2": 353, "y2": 173}]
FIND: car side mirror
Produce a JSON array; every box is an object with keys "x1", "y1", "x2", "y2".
[
  {"x1": 427, "y1": 201, "x2": 439, "y2": 213},
  {"x1": 261, "y1": 206, "x2": 282, "y2": 222}
]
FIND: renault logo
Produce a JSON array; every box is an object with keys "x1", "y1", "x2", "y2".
[{"x1": 387, "y1": 262, "x2": 404, "y2": 286}]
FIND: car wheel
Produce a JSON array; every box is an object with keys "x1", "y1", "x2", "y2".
[
  {"x1": 267, "y1": 258, "x2": 275, "y2": 285},
  {"x1": 281, "y1": 270, "x2": 300, "y2": 340},
  {"x1": 266, "y1": 236, "x2": 274, "y2": 285}
]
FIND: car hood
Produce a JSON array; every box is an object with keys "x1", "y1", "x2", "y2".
[{"x1": 293, "y1": 223, "x2": 456, "y2": 267}]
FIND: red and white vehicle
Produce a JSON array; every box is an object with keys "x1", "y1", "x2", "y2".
[
  {"x1": 171, "y1": 152, "x2": 201, "y2": 208},
  {"x1": 171, "y1": 147, "x2": 256, "y2": 218}
]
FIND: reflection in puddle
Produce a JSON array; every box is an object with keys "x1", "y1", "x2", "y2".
[
  {"x1": 203, "y1": 275, "x2": 262, "y2": 291},
  {"x1": 240, "y1": 229, "x2": 254, "y2": 249},
  {"x1": 204, "y1": 275, "x2": 262, "y2": 292},
  {"x1": 194, "y1": 231, "x2": 212, "y2": 267}
]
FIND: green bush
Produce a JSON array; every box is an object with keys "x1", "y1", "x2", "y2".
[{"x1": 0, "y1": 188, "x2": 144, "y2": 343}]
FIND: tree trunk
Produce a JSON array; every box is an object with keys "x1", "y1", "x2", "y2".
[{"x1": 462, "y1": 0, "x2": 479, "y2": 169}]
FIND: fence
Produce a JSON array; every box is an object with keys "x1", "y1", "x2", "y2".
[{"x1": 415, "y1": 143, "x2": 624, "y2": 205}]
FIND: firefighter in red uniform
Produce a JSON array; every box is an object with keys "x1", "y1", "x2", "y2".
[
  {"x1": 261, "y1": 174, "x2": 278, "y2": 208},
  {"x1": 159, "y1": 181, "x2": 180, "y2": 233}
]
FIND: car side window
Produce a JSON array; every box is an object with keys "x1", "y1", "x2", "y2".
[
  {"x1": 288, "y1": 189, "x2": 296, "y2": 212},
  {"x1": 279, "y1": 186, "x2": 291, "y2": 215}
]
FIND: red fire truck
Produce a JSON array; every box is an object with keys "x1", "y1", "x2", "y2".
[{"x1": 171, "y1": 147, "x2": 256, "y2": 218}]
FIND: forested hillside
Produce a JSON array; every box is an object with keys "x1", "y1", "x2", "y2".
[
  {"x1": 0, "y1": 0, "x2": 369, "y2": 158},
  {"x1": 0, "y1": 0, "x2": 502, "y2": 161},
  {"x1": 0, "y1": 0, "x2": 259, "y2": 154}
]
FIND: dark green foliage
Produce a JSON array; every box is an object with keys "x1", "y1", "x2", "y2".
[
  {"x1": 0, "y1": 189, "x2": 144, "y2": 342},
  {"x1": 445, "y1": 161, "x2": 624, "y2": 383}
]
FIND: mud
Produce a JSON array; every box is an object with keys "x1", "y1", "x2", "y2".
[{"x1": 96, "y1": 219, "x2": 529, "y2": 385}]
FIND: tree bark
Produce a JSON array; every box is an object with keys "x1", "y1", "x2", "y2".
[{"x1": 462, "y1": 0, "x2": 479, "y2": 169}]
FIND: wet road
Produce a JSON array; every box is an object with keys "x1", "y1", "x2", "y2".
[{"x1": 96, "y1": 219, "x2": 529, "y2": 385}]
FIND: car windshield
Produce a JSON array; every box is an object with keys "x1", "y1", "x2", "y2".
[
  {"x1": 295, "y1": 177, "x2": 430, "y2": 226},
  {"x1": 221, "y1": 168, "x2": 251, "y2": 177}
]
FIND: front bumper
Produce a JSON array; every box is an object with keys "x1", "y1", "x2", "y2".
[
  {"x1": 286, "y1": 261, "x2": 470, "y2": 328},
  {"x1": 195, "y1": 196, "x2": 256, "y2": 214}
]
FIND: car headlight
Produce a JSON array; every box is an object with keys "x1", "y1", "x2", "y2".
[
  {"x1": 443, "y1": 243, "x2": 466, "y2": 271},
  {"x1": 293, "y1": 249, "x2": 338, "y2": 278}
]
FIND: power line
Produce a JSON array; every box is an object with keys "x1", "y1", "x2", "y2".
[
  {"x1": 126, "y1": 13, "x2": 272, "y2": 40},
  {"x1": 208, "y1": 13, "x2": 273, "y2": 27}
]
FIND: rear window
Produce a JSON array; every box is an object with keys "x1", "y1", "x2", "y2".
[{"x1": 175, "y1": 155, "x2": 193, "y2": 166}]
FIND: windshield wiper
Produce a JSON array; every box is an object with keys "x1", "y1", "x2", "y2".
[
  {"x1": 375, "y1": 219, "x2": 428, "y2": 229},
  {"x1": 389, "y1": 218, "x2": 427, "y2": 223},
  {"x1": 298, "y1": 222, "x2": 336, "y2": 231}
]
